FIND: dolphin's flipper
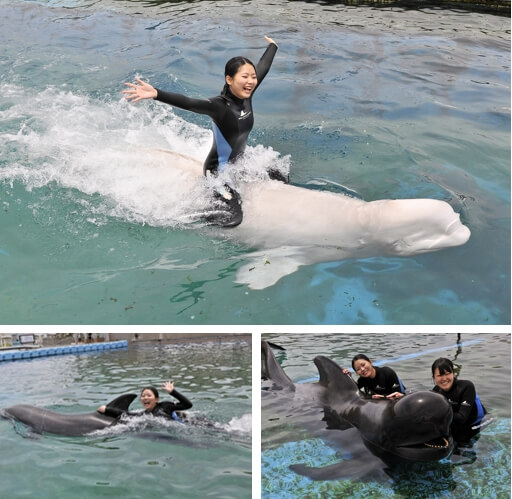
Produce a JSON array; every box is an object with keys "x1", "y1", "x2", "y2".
[
  {"x1": 261, "y1": 341, "x2": 295, "y2": 390},
  {"x1": 322, "y1": 407, "x2": 353, "y2": 431},
  {"x1": 106, "y1": 393, "x2": 137, "y2": 412}
]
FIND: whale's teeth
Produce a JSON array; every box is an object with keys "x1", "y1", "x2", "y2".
[{"x1": 424, "y1": 437, "x2": 449, "y2": 448}]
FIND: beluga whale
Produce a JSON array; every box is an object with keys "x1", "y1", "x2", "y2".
[
  {"x1": 149, "y1": 149, "x2": 471, "y2": 289},
  {"x1": 261, "y1": 341, "x2": 454, "y2": 480},
  {"x1": 1, "y1": 394, "x2": 137, "y2": 436}
]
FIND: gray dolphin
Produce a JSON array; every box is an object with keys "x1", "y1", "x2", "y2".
[
  {"x1": 262, "y1": 341, "x2": 454, "y2": 479},
  {"x1": 1, "y1": 393, "x2": 137, "y2": 436}
]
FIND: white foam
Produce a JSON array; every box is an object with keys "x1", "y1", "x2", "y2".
[
  {"x1": 216, "y1": 413, "x2": 252, "y2": 434},
  {"x1": 0, "y1": 84, "x2": 290, "y2": 228}
]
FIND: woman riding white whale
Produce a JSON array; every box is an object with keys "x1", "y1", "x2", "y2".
[
  {"x1": 124, "y1": 35, "x2": 281, "y2": 227},
  {"x1": 123, "y1": 36, "x2": 470, "y2": 289}
]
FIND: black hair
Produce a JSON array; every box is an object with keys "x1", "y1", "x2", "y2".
[
  {"x1": 431, "y1": 358, "x2": 454, "y2": 377},
  {"x1": 221, "y1": 56, "x2": 256, "y2": 96},
  {"x1": 351, "y1": 354, "x2": 371, "y2": 370},
  {"x1": 141, "y1": 386, "x2": 159, "y2": 398}
]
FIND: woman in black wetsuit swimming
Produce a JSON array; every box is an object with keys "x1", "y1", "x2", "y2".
[
  {"x1": 98, "y1": 381, "x2": 192, "y2": 421},
  {"x1": 123, "y1": 36, "x2": 280, "y2": 227}
]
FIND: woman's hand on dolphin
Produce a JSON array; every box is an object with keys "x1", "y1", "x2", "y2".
[
  {"x1": 264, "y1": 35, "x2": 277, "y2": 47},
  {"x1": 342, "y1": 368, "x2": 352, "y2": 376},
  {"x1": 123, "y1": 78, "x2": 157, "y2": 102},
  {"x1": 162, "y1": 380, "x2": 175, "y2": 393},
  {"x1": 97, "y1": 405, "x2": 106, "y2": 413}
]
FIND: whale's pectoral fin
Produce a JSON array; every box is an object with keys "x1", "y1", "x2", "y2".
[
  {"x1": 235, "y1": 247, "x2": 310, "y2": 290},
  {"x1": 323, "y1": 407, "x2": 353, "y2": 431},
  {"x1": 106, "y1": 393, "x2": 137, "y2": 411},
  {"x1": 290, "y1": 460, "x2": 365, "y2": 481}
]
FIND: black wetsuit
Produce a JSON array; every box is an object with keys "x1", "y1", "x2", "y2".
[
  {"x1": 357, "y1": 366, "x2": 406, "y2": 397},
  {"x1": 154, "y1": 43, "x2": 278, "y2": 176},
  {"x1": 102, "y1": 390, "x2": 192, "y2": 420},
  {"x1": 432, "y1": 379, "x2": 486, "y2": 441}
]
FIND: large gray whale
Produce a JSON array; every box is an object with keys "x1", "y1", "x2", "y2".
[
  {"x1": 150, "y1": 149, "x2": 471, "y2": 289},
  {"x1": 262, "y1": 341, "x2": 454, "y2": 480},
  {"x1": 1, "y1": 394, "x2": 137, "y2": 436}
]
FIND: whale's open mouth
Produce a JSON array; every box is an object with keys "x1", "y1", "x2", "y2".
[
  {"x1": 391, "y1": 435, "x2": 453, "y2": 461},
  {"x1": 398, "y1": 436, "x2": 451, "y2": 450}
]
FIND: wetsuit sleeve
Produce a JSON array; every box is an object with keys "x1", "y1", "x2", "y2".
[
  {"x1": 159, "y1": 389, "x2": 193, "y2": 414},
  {"x1": 254, "y1": 43, "x2": 278, "y2": 92},
  {"x1": 452, "y1": 381, "x2": 477, "y2": 425},
  {"x1": 169, "y1": 389, "x2": 193, "y2": 410},
  {"x1": 154, "y1": 90, "x2": 221, "y2": 118}
]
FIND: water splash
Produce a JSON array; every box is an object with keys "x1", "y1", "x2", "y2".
[
  {"x1": 215, "y1": 412, "x2": 251, "y2": 434},
  {"x1": 0, "y1": 83, "x2": 290, "y2": 228}
]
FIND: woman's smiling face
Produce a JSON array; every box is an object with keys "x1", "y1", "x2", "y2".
[
  {"x1": 433, "y1": 368, "x2": 455, "y2": 392},
  {"x1": 226, "y1": 63, "x2": 257, "y2": 99},
  {"x1": 353, "y1": 359, "x2": 374, "y2": 378},
  {"x1": 141, "y1": 389, "x2": 159, "y2": 411}
]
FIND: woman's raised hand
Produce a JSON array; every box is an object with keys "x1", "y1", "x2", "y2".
[
  {"x1": 162, "y1": 380, "x2": 175, "y2": 393},
  {"x1": 264, "y1": 35, "x2": 277, "y2": 47},
  {"x1": 123, "y1": 77, "x2": 158, "y2": 103}
]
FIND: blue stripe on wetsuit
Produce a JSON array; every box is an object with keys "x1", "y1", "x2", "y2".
[
  {"x1": 472, "y1": 393, "x2": 485, "y2": 425},
  {"x1": 171, "y1": 411, "x2": 185, "y2": 424},
  {"x1": 398, "y1": 378, "x2": 406, "y2": 393},
  {"x1": 212, "y1": 122, "x2": 232, "y2": 172}
]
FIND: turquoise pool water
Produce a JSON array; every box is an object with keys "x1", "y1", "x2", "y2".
[
  {"x1": 261, "y1": 333, "x2": 511, "y2": 498},
  {"x1": 0, "y1": 338, "x2": 251, "y2": 498},
  {"x1": 0, "y1": 0, "x2": 509, "y2": 324}
]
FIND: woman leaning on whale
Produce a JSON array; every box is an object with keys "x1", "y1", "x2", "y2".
[{"x1": 343, "y1": 354, "x2": 406, "y2": 399}]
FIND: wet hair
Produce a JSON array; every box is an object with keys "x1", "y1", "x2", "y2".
[
  {"x1": 221, "y1": 56, "x2": 256, "y2": 96},
  {"x1": 431, "y1": 358, "x2": 454, "y2": 377},
  {"x1": 351, "y1": 354, "x2": 371, "y2": 370},
  {"x1": 141, "y1": 386, "x2": 159, "y2": 399}
]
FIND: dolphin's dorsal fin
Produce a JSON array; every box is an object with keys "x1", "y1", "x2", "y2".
[
  {"x1": 261, "y1": 341, "x2": 295, "y2": 391},
  {"x1": 106, "y1": 393, "x2": 137, "y2": 411},
  {"x1": 314, "y1": 356, "x2": 359, "y2": 395}
]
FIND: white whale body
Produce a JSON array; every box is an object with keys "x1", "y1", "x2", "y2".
[{"x1": 152, "y1": 149, "x2": 470, "y2": 290}]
